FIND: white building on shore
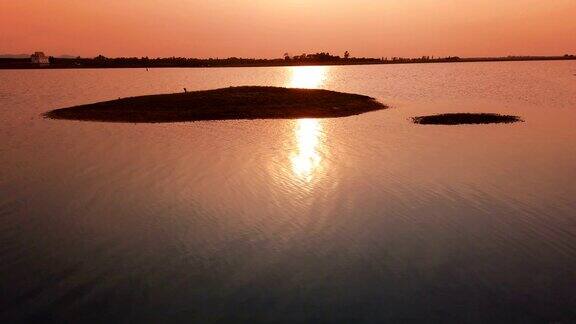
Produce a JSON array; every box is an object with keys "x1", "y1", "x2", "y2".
[{"x1": 31, "y1": 52, "x2": 49, "y2": 64}]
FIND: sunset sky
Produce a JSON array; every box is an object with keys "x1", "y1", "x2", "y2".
[{"x1": 2, "y1": 0, "x2": 575, "y2": 58}]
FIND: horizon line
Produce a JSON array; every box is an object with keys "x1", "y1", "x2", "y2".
[{"x1": 2, "y1": 52, "x2": 575, "y2": 60}]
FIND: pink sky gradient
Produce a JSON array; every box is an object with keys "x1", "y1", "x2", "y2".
[{"x1": 1, "y1": 0, "x2": 575, "y2": 58}]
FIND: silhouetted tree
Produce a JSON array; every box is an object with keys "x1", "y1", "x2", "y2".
[{"x1": 344, "y1": 51, "x2": 350, "y2": 59}]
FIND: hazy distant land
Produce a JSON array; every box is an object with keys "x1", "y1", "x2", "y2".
[
  {"x1": 2, "y1": 52, "x2": 575, "y2": 69},
  {"x1": 44, "y1": 86, "x2": 387, "y2": 123}
]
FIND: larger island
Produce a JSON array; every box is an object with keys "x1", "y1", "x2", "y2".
[{"x1": 44, "y1": 86, "x2": 387, "y2": 123}]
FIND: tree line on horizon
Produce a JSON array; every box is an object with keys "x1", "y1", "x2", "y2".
[
  {"x1": 46, "y1": 52, "x2": 467, "y2": 67},
  {"x1": 1, "y1": 52, "x2": 574, "y2": 68},
  {"x1": 78, "y1": 51, "x2": 382, "y2": 67}
]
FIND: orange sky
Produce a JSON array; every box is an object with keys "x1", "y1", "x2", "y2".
[{"x1": 1, "y1": 0, "x2": 575, "y2": 58}]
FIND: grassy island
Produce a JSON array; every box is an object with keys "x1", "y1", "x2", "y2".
[
  {"x1": 44, "y1": 86, "x2": 386, "y2": 123},
  {"x1": 412, "y1": 113, "x2": 523, "y2": 125}
]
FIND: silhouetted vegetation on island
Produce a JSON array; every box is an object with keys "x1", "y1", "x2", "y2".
[
  {"x1": 412, "y1": 113, "x2": 523, "y2": 125},
  {"x1": 1, "y1": 52, "x2": 575, "y2": 69},
  {"x1": 44, "y1": 86, "x2": 387, "y2": 123}
]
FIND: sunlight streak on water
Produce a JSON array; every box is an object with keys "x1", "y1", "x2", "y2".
[
  {"x1": 288, "y1": 66, "x2": 327, "y2": 89},
  {"x1": 290, "y1": 119, "x2": 323, "y2": 182}
]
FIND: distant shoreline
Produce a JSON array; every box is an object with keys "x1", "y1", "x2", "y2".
[{"x1": 1, "y1": 55, "x2": 575, "y2": 70}]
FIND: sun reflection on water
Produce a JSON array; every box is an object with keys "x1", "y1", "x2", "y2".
[
  {"x1": 283, "y1": 66, "x2": 329, "y2": 183},
  {"x1": 291, "y1": 119, "x2": 323, "y2": 182},
  {"x1": 289, "y1": 66, "x2": 328, "y2": 89}
]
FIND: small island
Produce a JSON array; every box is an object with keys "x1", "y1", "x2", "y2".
[
  {"x1": 412, "y1": 113, "x2": 523, "y2": 125},
  {"x1": 44, "y1": 86, "x2": 386, "y2": 123}
]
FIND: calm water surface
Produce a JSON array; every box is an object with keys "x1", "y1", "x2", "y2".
[{"x1": 1, "y1": 62, "x2": 576, "y2": 322}]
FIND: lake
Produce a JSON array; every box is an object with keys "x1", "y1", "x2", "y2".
[{"x1": 1, "y1": 62, "x2": 576, "y2": 322}]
